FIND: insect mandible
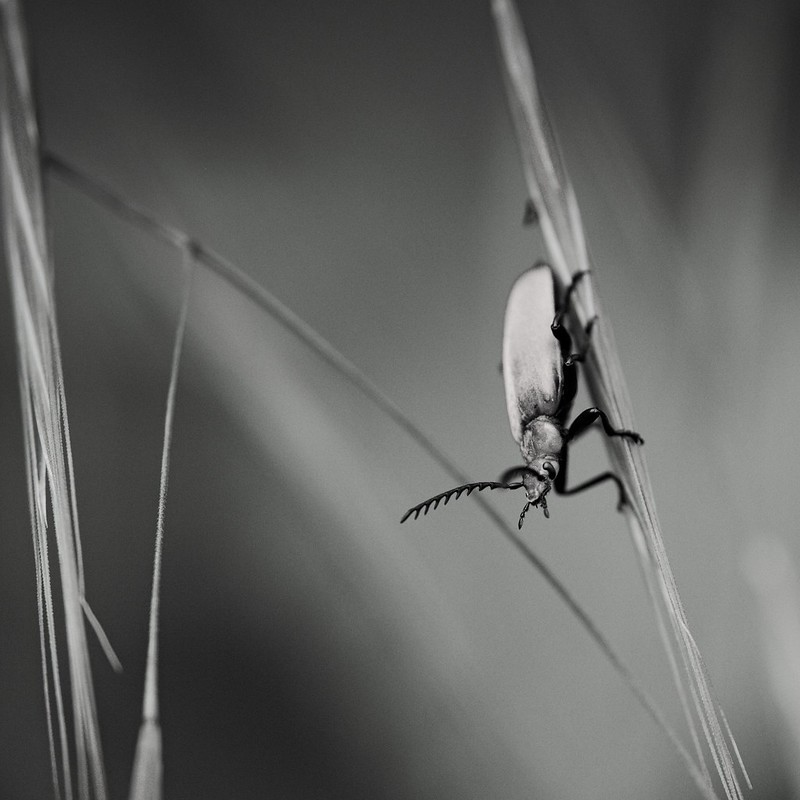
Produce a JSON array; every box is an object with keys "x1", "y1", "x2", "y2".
[{"x1": 401, "y1": 262, "x2": 644, "y2": 529}]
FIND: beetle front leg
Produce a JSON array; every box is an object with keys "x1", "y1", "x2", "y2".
[
  {"x1": 554, "y1": 449, "x2": 627, "y2": 510},
  {"x1": 555, "y1": 471, "x2": 627, "y2": 510},
  {"x1": 566, "y1": 408, "x2": 644, "y2": 444}
]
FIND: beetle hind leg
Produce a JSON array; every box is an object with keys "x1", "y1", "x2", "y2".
[
  {"x1": 564, "y1": 315, "x2": 599, "y2": 366},
  {"x1": 551, "y1": 270, "x2": 596, "y2": 365}
]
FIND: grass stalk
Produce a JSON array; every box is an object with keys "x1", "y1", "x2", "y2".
[
  {"x1": 491, "y1": 1, "x2": 750, "y2": 797},
  {"x1": 0, "y1": 1, "x2": 108, "y2": 798}
]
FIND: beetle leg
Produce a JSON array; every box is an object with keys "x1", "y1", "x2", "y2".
[
  {"x1": 555, "y1": 469, "x2": 627, "y2": 510},
  {"x1": 552, "y1": 271, "x2": 592, "y2": 360},
  {"x1": 553, "y1": 319, "x2": 592, "y2": 419},
  {"x1": 562, "y1": 269, "x2": 591, "y2": 310},
  {"x1": 550, "y1": 276, "x2": 585, "y2": 355},
  {"x1": 557, "y1": 359, "x2": 579, "y2": 420},
  {"x1": 553, "y1": 270, "x2": 596, "y2": 362},
  {"x1": 551, "y1": 318, "x2": 573, "y2": 359},
  {"x1": 551, "y1": 272, "x2": 598, "y2": 421},
  {"x1": 551, "y1": 304, "x2": 579, "y2": 418},
  {"x1": 566, "y1": 407, "x2": 644, "y2": 444},
  {"x1": 552, "y1": 268, "x2": 588, "y2": 332},
  {"x1": 564, "y1": 315, "x2": 599, "y2": 366}
]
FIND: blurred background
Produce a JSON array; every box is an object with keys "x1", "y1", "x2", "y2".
[{"x1": 1, "y1": 0, "x2": 799, "y2": 797}]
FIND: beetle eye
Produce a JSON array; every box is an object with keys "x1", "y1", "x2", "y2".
[{"x1": 542, "y1": 461, "x2": 557, "y2": 480}]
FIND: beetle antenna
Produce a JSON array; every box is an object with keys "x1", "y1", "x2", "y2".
[
  {"x1": 401, "y1": 481, "x2": 524, "y2": 523},
  {"x1": 540, "y1": 494, "x2": 550, "y2": 519},
  {"x1": 517, "y1": 501, "x2": 531, "y2": 529}
]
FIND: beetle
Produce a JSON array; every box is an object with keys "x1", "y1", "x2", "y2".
[{"x1": 401, "y1": 262, "x2": 643, "y2": 529}]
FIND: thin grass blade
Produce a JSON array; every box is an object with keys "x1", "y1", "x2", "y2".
[
  {"x1": 491, "y1": 1, "x2": 748, "y2": 797},
  {"x1": 128, "y1": 250, "x2": 193, "y2": 800}
]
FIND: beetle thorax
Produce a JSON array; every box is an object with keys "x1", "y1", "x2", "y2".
[{"x1": 520, "y1": 416, "x2": 566, "y2": 466}]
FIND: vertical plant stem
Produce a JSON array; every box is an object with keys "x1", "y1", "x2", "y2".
[{"x1": 1, "y1": 1, "x2": 107, "y2": 798}]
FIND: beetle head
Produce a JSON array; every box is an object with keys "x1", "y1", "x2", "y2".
[{"x1": 518, "y1": 458, "x2": 559, "y2": 527}]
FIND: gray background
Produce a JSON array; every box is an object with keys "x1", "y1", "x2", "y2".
[{"x1": 2, "y1": 0, "x2": 799, "y2": 797}]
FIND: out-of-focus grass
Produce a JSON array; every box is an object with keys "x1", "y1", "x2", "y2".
[
  {"x1": 1, "y1": 2, "x2": 108, "y2": 797},
  {"x1": 744, "y1": 538, "x2": 800, "y2": 798}
]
